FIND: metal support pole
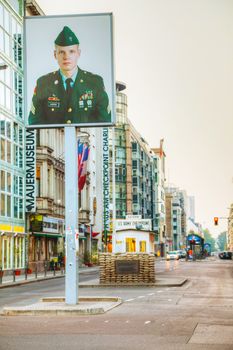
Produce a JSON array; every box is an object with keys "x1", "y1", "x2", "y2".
[{"x1": 65, "y1": 127, "x2": 78, "y2": 304}]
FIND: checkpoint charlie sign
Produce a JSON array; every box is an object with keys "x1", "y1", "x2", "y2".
[{"x1": 115, "y1": 218, "x2": 152, "y2": 231}]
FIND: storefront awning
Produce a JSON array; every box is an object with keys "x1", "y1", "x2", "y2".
[
  {"x1": 32, "y1": 233, "x2": 63, "y2": 238},
  {"x1": 92, "y1": 231, "x2": 100, "y2": 238}
]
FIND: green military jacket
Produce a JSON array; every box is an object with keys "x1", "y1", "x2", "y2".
[{"x1": 28, "y1": 67, "x2": 111, "y2": 126}]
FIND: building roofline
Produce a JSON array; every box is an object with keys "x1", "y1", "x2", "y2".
[{"x1": 26, "y1": 0, "x2": 45, "y2": 15}]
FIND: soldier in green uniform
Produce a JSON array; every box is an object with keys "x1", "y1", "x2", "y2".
[{"x1": 28, "y1": 26, "x2": 111, "y2": 126}]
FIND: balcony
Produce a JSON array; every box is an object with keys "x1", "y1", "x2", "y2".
[{"x1": 79, "y1": 209, "x2": 90, "y2": 224}]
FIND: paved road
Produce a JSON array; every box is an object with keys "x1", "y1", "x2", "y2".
[{"x1": 1, "y1": 258, "x2": 233, "y2": 350}]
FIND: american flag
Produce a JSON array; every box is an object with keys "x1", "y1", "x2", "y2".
[{"x1": 78, "y1": 141, "x2": 90, "y2": 192}]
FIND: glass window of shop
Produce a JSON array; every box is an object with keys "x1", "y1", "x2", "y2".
[
  {"x1": 2, "y1": 235, "x2": 12, "y2": 269},
  {"x1": 14, "y1": 236, "x2": 24, "y2": 268}
]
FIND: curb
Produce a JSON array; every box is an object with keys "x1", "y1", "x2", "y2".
[
  {"x1": 0, "y1": 273, "x2": 187, "y2": 290},
  {"x1": 79, "y1": 278, "x2": 188, "y2": 288},
  {"x1": 0, "y1": 268, "x2": 99, "y2": 289},
  {"x1": 2, "y1": 296, "x2": 122, "y2": 316},
  {"x1": 0, "y1": 274, "x2": 64, "y2": 289}
]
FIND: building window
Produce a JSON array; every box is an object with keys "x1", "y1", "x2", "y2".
[
  {"x1": 13, "y1": 175, "x2": 24, "y2": 219},
  {"x1": 0, "y1": 170, "x2": 11, "y2": 217},
  {"x1": 140, "y1": 241, "x2": 146, "y2": 252},
  {"x1": 132, "y1": 142, "x2": 137, "y2": 152},
  {"x1": 126, "y1": 238, "x2": 136, "y2": 252},
  {"x1": 13, "y1": 122, "x2": 23, "y2": 168}
]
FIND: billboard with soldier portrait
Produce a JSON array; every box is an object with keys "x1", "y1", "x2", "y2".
[{"x1": 24, "y1": 13, "x2": 115, "y2": 128}]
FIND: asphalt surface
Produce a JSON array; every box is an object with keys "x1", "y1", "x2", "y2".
[{"x1": 1, "y1": 258, "x2": 233, "y2": 350}]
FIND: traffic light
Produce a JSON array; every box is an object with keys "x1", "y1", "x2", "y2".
[{"x1": 214, "y1": 217, "x2": 218, "y2": 225}]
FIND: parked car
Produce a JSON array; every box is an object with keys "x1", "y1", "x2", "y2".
[
  {"x1": 177, "y1": 249, "x2": 187, "y2": 258},
  {"x1": 218, "y1": 251, "x2": 232, "y2": 260},
  {"x1": 166, "y1": 251, "x2": 180, "y2": 260}
]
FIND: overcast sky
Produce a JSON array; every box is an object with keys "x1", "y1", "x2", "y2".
[{"x1": 36, "y1": 0, "x2": 233, "y2": 237}]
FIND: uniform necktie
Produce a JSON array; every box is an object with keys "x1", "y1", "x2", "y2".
[{"x1": 66, "y1": 78, "x2": 73, "y2": 95}]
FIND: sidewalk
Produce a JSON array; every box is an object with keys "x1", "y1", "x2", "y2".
[
  {"x1": 0, "y1": 266, "x2": 99, "y2": 289},
  {"x1": 0, "y1": 263, "x2": 188, "y2": 289}
]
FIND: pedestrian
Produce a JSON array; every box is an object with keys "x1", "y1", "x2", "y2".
[{"x1": 28, "y1": 26, "x2": 111, "y2": 126}]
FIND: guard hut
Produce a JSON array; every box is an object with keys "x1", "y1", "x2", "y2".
[
  {"x1": 112, "y1": 216, "x2": 155, "y2": 254},
  {"x1": 99, "y1": 216, "x2": 156, "y2": 285}
]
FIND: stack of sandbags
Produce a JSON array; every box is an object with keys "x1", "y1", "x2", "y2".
[{"x1": 99, "y1": 253, "x2": 155, "y2": 284}]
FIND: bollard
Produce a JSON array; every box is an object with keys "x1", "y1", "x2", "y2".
[
  {"x1": 44, "y1": 262, "x2": 47, "y2": 277},
  {"x1": 13, "y1": 269, "x2": 16, "y2": 282},
  {"x1": 0, "y1": 267, "x2": 2, "y2": 284},
  {"x1": 35, "y1": 264, "x2": 38, "y2": 279},
  {"x1": 25, "y1": 265, "x2": 28, "y2": 280},
  {"x1": 53, "y1": 265, "x2": 56, "y2": 276}
]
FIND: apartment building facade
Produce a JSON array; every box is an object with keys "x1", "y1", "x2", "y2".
[
  {"x1": 0, "y1": 0, "x2": 25, "y2": 271},
  {"x1": 101, "y1": 82, "x2": 167, "y2": 255}
]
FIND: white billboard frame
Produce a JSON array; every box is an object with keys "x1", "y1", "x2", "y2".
[{"x1": 24, "y1": 13, "x2": 115, "y2": 128}]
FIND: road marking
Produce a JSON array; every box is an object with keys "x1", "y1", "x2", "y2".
[
  {"x1": 104, "y1": 320, "x2": 109, "y2": 323},
  {"x1": 168, "y1": 299, "x2": 172, "y2": 302},
  {"x1": 148, "y1": 293, "x2": 155, "y2": 296},
  {"x1": 125, "y1": 320, "x2": 130, "y2": 323},
  {"x1": 144, "y1": 321, "x2": 151, "y2": 325},
  {"x1": 137, "y1": 295, "x2": 145, "y2": 298},
  {"x1": 157, "y1": 290, "x2": 162, "y2": 293},
  {"x1": 125, "y1": 298, "x2": 134, "y2": 302},
  {"x1": 85, "y1": 320, "x2": 89, "y2": 323},
  {"x1": 166, "y1": 288, "x2": 170, "y2": 291}
]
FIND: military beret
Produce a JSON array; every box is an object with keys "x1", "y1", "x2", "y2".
[{"x1": 55, "y1": 26, "x2": 79, "y2": 46}]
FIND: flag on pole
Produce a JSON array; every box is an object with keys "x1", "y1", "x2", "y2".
[{"x1": 78, "y1": 141, "x2": 90, "y2": 192}]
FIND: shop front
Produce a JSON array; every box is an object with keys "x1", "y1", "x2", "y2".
[
  {"x1": 0, "y1": 224, "x2": 26, "y2": 272},
  {"x1": 28, "y1": 215, "x2": 64, "y2": 271}
]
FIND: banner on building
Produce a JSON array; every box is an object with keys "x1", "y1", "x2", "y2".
[
  {"x1": 25, "y1": 129, "x2": 36, "y2": 212},
  {"x1": 103, "y1": 128, "x2": 110, "y2": 244},
  {"x1": 25, "y1": 13, "x2": 115, "y2": 128}
]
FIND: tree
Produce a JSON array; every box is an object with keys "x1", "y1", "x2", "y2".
[
  {"x1": 216, "y1": 231, "x2": 227, "y2": 251},
  {"x1": 203, "y1": 228, "x2": 216, "y2": 251}
]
